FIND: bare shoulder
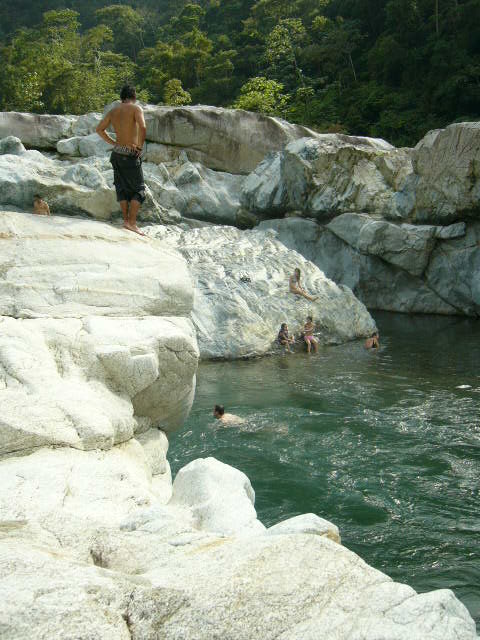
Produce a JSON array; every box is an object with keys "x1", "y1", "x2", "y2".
[{"x1": 223, "y1": 413, "x2": 245, "y2": 425}]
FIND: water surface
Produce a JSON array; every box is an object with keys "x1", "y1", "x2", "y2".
[{"x1": 169, "y1": 312, "x2": 480, "y2": 628}]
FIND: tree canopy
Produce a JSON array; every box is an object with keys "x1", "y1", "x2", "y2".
[{"x1": 0, "y1": 0, "x2": 478, "y2": 145}]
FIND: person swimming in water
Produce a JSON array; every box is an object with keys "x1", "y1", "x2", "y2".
[
  {"x1": 365, "y1": 332, "x2": 380, "y2": 349},
  {"x1": 289, "y1": 268, "x2": 318, "y2": 302},
  {"x1": 303, "y1": 315, "x2": 319, "y2": 353},
  {"x1": 213, "y1": 404, "x2": 244, "y2": 425},
  {"x1": 277, "y1": 323, "x2": 295, "y2": 352}
]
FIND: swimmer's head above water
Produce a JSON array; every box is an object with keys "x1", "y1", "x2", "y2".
[{"x1": 213, "y1": 404, "x2": 225, "y2": 419}]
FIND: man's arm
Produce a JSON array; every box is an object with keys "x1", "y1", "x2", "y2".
[
  {"x1": 134, "y1": 106, "x2": 147, "y2": 150},
  {"x1": 95, "y1": 112, "x2": 115, "y2": 145}
]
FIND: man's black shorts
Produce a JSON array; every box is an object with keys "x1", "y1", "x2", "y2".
[{"x1": 110, "y1": 151, "x2": 146, "y2": 204}]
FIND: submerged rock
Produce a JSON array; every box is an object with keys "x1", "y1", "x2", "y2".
[{"x1": 145, "y1": 224, "x2": 377, "y2": 359}]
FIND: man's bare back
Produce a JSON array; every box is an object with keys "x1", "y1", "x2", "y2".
[{"x1": 96, "y1": 101, "x2": 146, "y2": 150}]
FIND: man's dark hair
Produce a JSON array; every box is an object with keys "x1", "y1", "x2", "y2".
[
  {"x1": 307, "y1": 316, "x2": 313, "y2": 322},
  {"x1": 214, "y1": 404, "x2": 225, "y2": 416},
  {"x1": 33, "y1": 194, "x2": 41, "y2": 199},
  {"x1": 120, "y1": 84, "x2": 136, "y2": 101}
]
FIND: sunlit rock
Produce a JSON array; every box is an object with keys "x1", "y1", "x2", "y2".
[{"x1": 145, "y1": 224, "x2": 377, "y2": 359}]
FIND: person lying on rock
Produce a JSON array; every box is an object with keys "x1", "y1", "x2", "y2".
[
  {"x1": 213, "y1": 404, "x2": 245, "y2": 425},
  {"x1": 33, "y1": 195, "x2": 50, "y2": 216},
  {"x1": 289, "y1": 268, "x2": 318, "y2": 302},
  {"x1": 365, "y1": 332, "x2": 380, "y2": 349},
  {"x1": 96, "y1": 84, "x2": 147, "y2": 236},
  {"x1": 278, "y1": 323, "x2": 295, "y2": 352},
  {"x1": 304, "y1": 316, "x2": 319, "y2": 354}
]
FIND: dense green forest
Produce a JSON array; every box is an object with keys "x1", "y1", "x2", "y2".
[{"x1": 0, "y1": 0, "x2": 479, "y2": 145}]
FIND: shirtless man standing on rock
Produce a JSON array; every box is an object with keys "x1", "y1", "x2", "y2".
[{"x1": 96, "y1": 84, "x2": 147, "y2": 235}]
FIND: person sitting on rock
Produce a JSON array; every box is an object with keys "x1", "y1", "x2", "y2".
[
  {"x1": 213, "y1": 404, "x2": 244, "y2": 425},
  {"x1": 33, "y1": 195, "x2": 50, "y2": 216},
  {"x1": 304, "y1": 316, "x2": 319, "y2": 353},
  {"x1": 289, "y1": 268, "x2": 318, "y2": 302},
  {"x1": 278, "y1": 323, "x2": 295, "y2": 352},
  {"x1": 365, "y1": 332, "x2": 380, "y2": 349}
]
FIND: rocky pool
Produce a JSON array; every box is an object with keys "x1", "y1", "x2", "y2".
[{"x1": 169, "y1": 312, "x2": 480, "y2": 629}]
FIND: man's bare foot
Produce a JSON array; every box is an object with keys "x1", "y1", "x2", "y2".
[{"x1": 125, "y1": 223, "x2": 146, "y2": 236}]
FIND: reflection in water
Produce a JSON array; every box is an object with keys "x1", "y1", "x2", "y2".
[{"x1": 169, "y1": 312, "x2": 480, "y2": 629}]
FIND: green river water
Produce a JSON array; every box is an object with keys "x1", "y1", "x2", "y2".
[{"x1": 169, "y1": 312, "x2": 480, "y2": 629}]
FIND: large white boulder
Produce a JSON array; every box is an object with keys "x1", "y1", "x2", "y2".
[
  {"x1": 242, "y1": 135, "x2": 415, "y2": 220},
  {"x1": 57, "y1": 132, "x2": 113, "y2": 157},
  {"x1": 171, "y1": 161, "x2": 244, "y2": 224},
  {"x1": 170, "y1": 457, "x2": 266, "y2": 536},
  {"x1": 145, "y1": 224, "x2": 377, "y2": 359},
  {"x1": 0, "y1": 210, "x2": 192, "y2": 318},
  {"x1": 0, "y1": 314, "x2": 198, "y2": 455},
  {"x1": 0, "y1": 210, "x2": 199, "y2": 453}
]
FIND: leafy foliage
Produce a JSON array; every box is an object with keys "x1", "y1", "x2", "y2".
[{"x1": 0, "y1": 0, "x2": 478, "y2": 144}]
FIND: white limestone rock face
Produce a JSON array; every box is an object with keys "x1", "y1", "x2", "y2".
[
  {"x1": 0, "y1": 210, "x2": 192, "y2": 318},
  {"x1": 135, "y1": 104, "x2": 324, "y2": 174},
  {"x1": 170, "y1": 457, "x2": 266, "y2": 536},
  {"x1": 144, "y1": 224, "x2": 377, "y2": 359},
  {"x1": 0, "y1": 111, "x2": 76, "y2": 148},
  {"x1": 0, "y1": 314, "x2": 198, "y2": 455},
  {"x1": 0, "y1": 211, "x2": 199, "y2": 452},
  {"x1": 413, "y1": 122, "x2": 480, "y2": 222},
  {"x1": 242, "y1": 135, "x2": 415, "y2": 221}
]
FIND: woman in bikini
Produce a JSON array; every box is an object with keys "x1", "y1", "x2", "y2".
[
  {"x1": 289, "y1": 268, "x2": 318, "y2": 302},
  {"x1": 304, "y1": 316, "x2": 319, "y2": 353}
]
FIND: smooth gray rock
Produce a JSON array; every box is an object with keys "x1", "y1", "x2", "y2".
[
  {"x1": 327, "y1": 213, "x2": 437, "y2": 277},
  {"x1": 57, "y1": 132, "x2": 113, "y2": 157},
  {"x1": 259, "y1": 218, "x2": 459, "y2": 315},
  {"x1": 0, "y1": 111, "x2": 76, "y2": 148},
  {"x1": 413, "y1": 122, "x2": 480, "y2": 222},
  {"x1": 0, "y1": 136, "x2": 25, "y2": 155},
  {"x1": 425, "y1": 222, "x2": 480, "y2": 316},
  {"x1": 171, "y1": 161, "x2": 244, "y2": 224},
  {"x1": 242, "y1": 135, "x2": 415, "y2": 220},
  {"x1": 140, "y1": 104, "x2": 324, "y2": 174}
]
